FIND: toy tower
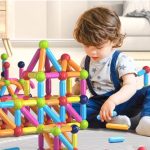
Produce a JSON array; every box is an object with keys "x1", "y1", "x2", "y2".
[{"x1": 0, "y1": 40, "x2": 89, "y2": 150}]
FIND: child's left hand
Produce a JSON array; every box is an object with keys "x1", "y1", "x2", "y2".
[{"x1": 100, "y1": 99, "x2": 116, "y2": 122}]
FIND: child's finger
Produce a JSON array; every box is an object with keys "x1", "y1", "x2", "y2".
[
  {"x1": 102, "y1": 111, "x2": 107, "y2": 121},
  {"x1": 100, "y1": 110, "x2": 104, "y2": 122},
  {"x1": 106, "y1": 111, "x2": 111, "y2": 121},
  {"x1": 109, "y1": 110, "x2": 112, "y2": 118}
]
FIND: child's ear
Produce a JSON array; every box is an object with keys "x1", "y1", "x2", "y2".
[{"x1": 111, "y1": 41, "x2": 116, "y2": 47}]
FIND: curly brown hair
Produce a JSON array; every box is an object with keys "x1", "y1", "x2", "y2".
[{"x1": 73, "y1": 7, "x2": 125, "y2": 48}]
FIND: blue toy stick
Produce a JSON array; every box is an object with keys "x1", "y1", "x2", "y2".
[
  {"x1": 108, "y1": 136, "x2": 125, "y2": 143},
  {"x1": 97, "y1": 111, "x2": 117, "y2": 120}
]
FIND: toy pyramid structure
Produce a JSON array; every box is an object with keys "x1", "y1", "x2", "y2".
[{"x1": 0, "y1": 40, "x2": 89, "y2": 150}]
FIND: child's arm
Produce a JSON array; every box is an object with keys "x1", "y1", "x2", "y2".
[
  {"x1": 109, "y1": 73, "x2": 137, "y2": 105},
  {"x1": 100, "y1": 73, "x2": 137, "y2": 122}
]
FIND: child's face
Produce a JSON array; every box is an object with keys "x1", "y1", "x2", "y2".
[{"x1": 83, "y1": 40, "x2": 114, "y2": 61}]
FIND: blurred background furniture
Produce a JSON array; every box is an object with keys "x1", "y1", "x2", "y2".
[{"x1": 0, "y1": 0, "x2": 12, "y2": 56}]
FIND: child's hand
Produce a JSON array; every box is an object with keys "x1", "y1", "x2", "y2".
[
  {"x1": 72, "y1": 82, "x2": 80, "y2": 95},
  {"x1": 100, "y1": 99, "x2": 116, "y2": 122}
]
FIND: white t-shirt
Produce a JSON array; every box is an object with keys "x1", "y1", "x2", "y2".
[{"x1": 80, "y1": 50, "x2": 137, "y2": 95}]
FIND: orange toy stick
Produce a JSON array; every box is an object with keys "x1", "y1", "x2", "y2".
[
  {"x1": 68, "y1": 60, "x2": 81, "y2": 71},
  {"x1": 0, "y1": 109, "x2": 16, "y2": 129},
  {"x1": 0, "y1": 129, "x2": 14, "y2": 136},
  {"x1": 67, "y1": 72, "x2": 80, "y2": 77},
  {"x1": 61, "y1": 59, "x2": 68, "y2": 71},
  {"x1": 0, "y1": 81, "x2": 5, "y2": 87},
  {"x1": 7, "y1": 86, "x2": 14, "y2": 96},
  {"x1": 67, "y1": 64, "x2": 73, "y2": 71},
  {"x1": 61, "y1": 125, "x2": 72, "y2": 132},
  {"x1": 46, "y1": 100, "x2": 59, "y2": 106},
  {"x1": 10, "y1": 80, "x2": 22, "y2": 90},
  {"x1": 38, "y1": 48, "x2": 46, "y2": 71},
  {"x1": 43, "y1": 133, "x2": 54, "y2": 149},
  {"x1": 106, "y1": 123, "x2": 129, "y2": 130},
  {"x1": 63, "y1": 132, "x2": 72, "y2": 143}
]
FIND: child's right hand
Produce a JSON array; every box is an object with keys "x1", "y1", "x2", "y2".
[{"x1": 99, "y1": 99, "x2": 116, "y2": 122}]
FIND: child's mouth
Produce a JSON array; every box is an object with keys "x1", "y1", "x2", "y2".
[{"x1": 92, "y1": 57, "x2": 99, "y2": 60}]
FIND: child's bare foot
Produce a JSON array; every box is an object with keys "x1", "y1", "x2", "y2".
[
  {"x1": 136, "y1": 116, "x2": 150, "y2": 136},
  {"x1": 108, "y1": 115, "x2": 131, "y2": 128}
]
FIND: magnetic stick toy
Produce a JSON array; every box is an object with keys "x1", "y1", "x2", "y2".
[{"x1": 0, "y1": 40, "x2": 89, "y2": 150}]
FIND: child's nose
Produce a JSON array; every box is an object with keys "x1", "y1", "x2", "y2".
[{"x1": 91, "y1": 50, "x2": 97, "y2": 55}]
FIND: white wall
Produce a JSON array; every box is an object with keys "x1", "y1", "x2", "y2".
[{"x1": 10, "y1": 0, "x2": 47, "y2": 39}]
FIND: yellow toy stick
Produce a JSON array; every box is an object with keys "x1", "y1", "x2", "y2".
[
  {"x1": 67, "y1": 78, "x2": 72, "y2": 94},
  {"x1": 72, "y1": 133, "x2": 78, "y2": 148},
  {"x1": 24, "y1": 80, "x2": 30, "y2": 96},
  {"x1": 23, "y1": 127, "x2": 37, "y2": 134},
  {"x1": 28, "y1": 72, "x2": 37, "y2": 79},
  {"x1": 67, "y1": 97, "x2": 80, "y2": 103},
  {"x1": 23, "y1": 100, "x2": 37, "y2": 106},
  {"x1": 106, "y1": 123, "x2": 129, "y2": 130}
]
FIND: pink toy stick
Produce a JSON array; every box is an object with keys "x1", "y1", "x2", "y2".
[
  {"x1": 66, "y1": 104, "x2": 82, "y2": 122},
  {"x1": 80, "y1": 79, "x2": 86, "y2": 95},
  {"x1": 21, "y1": 107, "x2": 39, "y2": 126},
  {"x1": 19, "y1": 68, "x2": 24, "y2": 78},
  {"x1": 27, "y1": 49, "x2": 40, "y2": 72},
  {"x1": 9, "y1": 78, "x2": 18, "y2": 81},
  {"x1": 4, "y1": 69, "x2": 9, "y2": 79},
  {"x1": 14, "y1": 88, "x2": 19, "y2": 94},
  {"x1": 54, "y1": 136, "x2": 60, "y2": 150},
  {"x1": 38, "y1": 134, "x2": 44, "y2": 149},
  {"x1": 46, "y1": 78, "x2": 51, "y2": 95},
  {"x1": 30, "y1": 80, "x2": 35, "y2": 89},
  {"x1": 45, "y1": 55, "x2": 51, "y2": 72},
  {"x1": 46, "y1": 72, "x2": 59, "y2": 78}
]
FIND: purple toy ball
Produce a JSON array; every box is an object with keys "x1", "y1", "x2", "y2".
[
  {"x1": 80, "y1": 95, "x2": 88, "y2": 104},
  {"x1": 71, "y1": 125, "x2": 79, "y2": 134},
  {"x1": 18, "y1": 61, "x2": 25, "y2": 68}
]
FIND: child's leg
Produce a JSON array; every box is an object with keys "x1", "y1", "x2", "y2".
[
  {"x1": 114, "y1": 86, "x2": 150, "y2": 136},
  {"x1": 72, "y1": 99, "x2": 106, "y2": 128},
  {"x1": 115, "y1": 86, "x2": 150, "y2": 117}
]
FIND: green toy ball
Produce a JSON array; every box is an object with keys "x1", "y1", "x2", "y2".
[
  {"x1": 4, "y1": 80, "x2": 10, "y2": 86},
  {"x1": 37, "y1": 98, "x2": 45, "y2": 108},
  {"x1": 12, "y1": 94, "x2": 18, "y2": 100},
  {"x1": 80, "y1": 69, "x2": 88, "y2": 79},
  {"x1": 1, "y1": 53, "x2": 8, "y2": 60},
  {"x1": 36, "y1": 72, "x2": 45, "y2": 82},
  {"x1": 51, "y1": 127, "x2": 61, "y2": 136},
  {"x1": 39, "y1": 40, "x2": 49, "y2": 49},
  {"x1": 37, "y1": 124, "x2": 44, "y2": 133},
  {"x1": 19, "y1": 79, "x2": 25, "y2": 85},
  {"x1": 14, "y1": 100, "x2": 23, "y2": 110},
  {"x1": 80, "y1": 120, "x2": 88, "y2": 129}
]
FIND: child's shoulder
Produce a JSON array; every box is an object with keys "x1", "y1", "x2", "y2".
[{"x1": 117, "y1": 52, "x2": 135, "y2": 63}]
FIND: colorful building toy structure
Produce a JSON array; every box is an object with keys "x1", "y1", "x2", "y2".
[{"x1": 0, "y1": 40, "x2": 89, "y2": 150}]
